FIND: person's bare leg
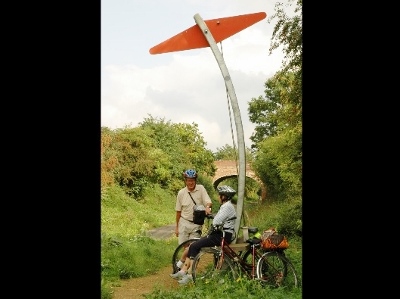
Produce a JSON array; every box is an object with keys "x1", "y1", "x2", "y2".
[
  {"x1": 170, "y1": 256, "x2": 190, "y2": 279},
  {"x1": 176, "y1": 247, "x2": 189, "y2": 268}
]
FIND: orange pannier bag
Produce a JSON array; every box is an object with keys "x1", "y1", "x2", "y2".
[{"x1": 261, "y1": 228, "x2": 289, "y2": 250}]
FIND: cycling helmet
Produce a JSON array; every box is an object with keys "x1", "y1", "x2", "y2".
[
  {"x1": 217, "y1": 185, "x2": 236, "y2": 198},
  {"x1": 183, "y1": 169, "x2": 198, "y2": 179}
]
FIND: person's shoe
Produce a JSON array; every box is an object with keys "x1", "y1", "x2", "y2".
[
  {"x1": 169, "y1": 271, "x2": 185, "y2": 280},
  {"x1": 178, "y1": 274, "x2": 193, "y2": 285}
]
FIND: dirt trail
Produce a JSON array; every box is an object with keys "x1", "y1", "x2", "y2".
[
  {"x1": 110, "y1": 224, "x2": 180, "y2": 299},
  {"x1": 111, "y1": 265, "x2": 179, "y2": 299}
]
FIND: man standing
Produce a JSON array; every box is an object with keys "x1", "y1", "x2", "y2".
[{"x1": 173, "y1": 169, "x2": 212, "y2": 269}]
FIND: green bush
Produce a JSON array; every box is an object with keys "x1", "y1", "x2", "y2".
[{"x1": 273, "y1": 199, "x2": 302, "y2": 237}]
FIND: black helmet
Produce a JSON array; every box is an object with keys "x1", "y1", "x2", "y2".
[
  {"x1": 217, "y1": 185, "x2": 236, "y2": 198},
  {"x1": 183, "y1": 169, "x2": 198, "y2": 179}
]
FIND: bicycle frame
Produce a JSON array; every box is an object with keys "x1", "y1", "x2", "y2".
[{"x1": 217, "y1": 230, "x2": 263, "y2": 279}]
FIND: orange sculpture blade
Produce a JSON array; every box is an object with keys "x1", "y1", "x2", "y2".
[{"x1": 149, "y1": 12, "x2": 266, "y2": 55}]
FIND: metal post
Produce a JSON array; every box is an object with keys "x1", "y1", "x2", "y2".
[{"x1": 194, "y1": 14, "x2": 246, "y2": 243}]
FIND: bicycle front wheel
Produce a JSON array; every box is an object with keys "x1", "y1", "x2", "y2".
[
  {"x1": 256, "y1": 250, "x2": 298, "y2": 288},
  {"x1": 192, "y1": 247, "x2": 238, "y2": 284},
  {"x1": 171, "y1": 238, "x2": 199, "y2": 274}
]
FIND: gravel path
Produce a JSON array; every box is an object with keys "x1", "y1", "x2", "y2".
[{"x1": 147, "y1": 224, "x2": 176, "y2": 240}]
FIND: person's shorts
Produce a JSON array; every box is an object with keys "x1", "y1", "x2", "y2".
[{"x1": 178, "y1": 217, "x2": 202, "y2": 245}]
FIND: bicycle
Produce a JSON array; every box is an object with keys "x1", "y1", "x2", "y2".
[
  {"x1": 171, "y1": 214, "x2": 246, "y2": 274},
  {"x1": 191, "y1": 219, "x2": 299, "y2": 288},
  {"x1": 171, "y1": 214, "x2": 215, "y2": 274}
]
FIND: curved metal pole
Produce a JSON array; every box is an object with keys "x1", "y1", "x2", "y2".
[{"x1": 194, "y1": 14, "x2": 246, "y2": 242}]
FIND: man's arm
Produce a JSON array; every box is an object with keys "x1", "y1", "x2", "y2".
[
  {"x1": 201, "y1": 186, "x2": 213, "y2": 214},
  {"x1": 175, "y1": 210, "x2": 182, "y2": 225},
  {"x1": 175, "y1": 210, "x2": 182, "y2": 237}
]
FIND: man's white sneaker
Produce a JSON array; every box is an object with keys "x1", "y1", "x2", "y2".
[
  {"x1": 169, "y1": 271, "x2": 185, "y2": 280},
  {"x1": 178, "y1": 274, "x2": 193, "y2": 285}
]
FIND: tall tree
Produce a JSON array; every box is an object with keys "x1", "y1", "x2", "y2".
[
  {"x1": 247, "y1": 0, "x2": 302, "y2": 202},
  {"x1": 139, "y1": 115, "x2": 216, "y2": 179}
]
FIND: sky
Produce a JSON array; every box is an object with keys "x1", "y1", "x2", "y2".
[{"x1": 102, "y1": 0, "x2": 290, "y2": 152}]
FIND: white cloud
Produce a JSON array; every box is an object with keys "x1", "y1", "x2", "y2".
[{"x1": 102, "y1": 0, "x2": 289, "y2": 151}]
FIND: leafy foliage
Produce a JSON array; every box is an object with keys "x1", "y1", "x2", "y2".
[
  {"x1": 139, "y1": 115, "x2": 216, "y2": 178},
  {"x1": 144, "y1": 276, "x2": 302, "y2": 299},
  {"x1": 213, "y1": 144, "x2": 254, "y2": 163},
  {"x1": 101, "y1": 116, "x2": 216, "y2": 199},
  {"x1": 248, "y1": 0, "x2": 302, "y2": 205},
  {"x1": 258, "y1": 199, "x2": 302, "y2": 237},
  {"x1": 101, "y1": 126, "x2": 156, "y2": 198},
  {"x1": 269, "y1": 0, "x2": 302, "y2": 74},
  {"x1": 252, "y1": 127, "x2": 302, "y2": 201}
]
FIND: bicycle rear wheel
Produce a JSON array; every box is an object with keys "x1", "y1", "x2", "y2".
[
  {"x1": 171, "y1": 238, "x2": 199, "y2": 273},
  {"x1": 192, "y1": 247, "x2": 238, "y2": 284},
  {"x1": 256, "y1": 250, "x2": 298, "y2": 288}
]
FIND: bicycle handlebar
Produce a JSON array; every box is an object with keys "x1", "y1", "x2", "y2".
[{"x1": 206, "y1": 214, "x2": 215, "y2": 219}]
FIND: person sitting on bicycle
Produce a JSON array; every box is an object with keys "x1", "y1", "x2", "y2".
[{"x1": 170, "y1": 185, "x2": 237, "y2": 285}]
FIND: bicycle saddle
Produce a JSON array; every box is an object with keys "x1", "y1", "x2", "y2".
[{"x1": 246, "y1": 238, "x2": 262, "y2": 245}]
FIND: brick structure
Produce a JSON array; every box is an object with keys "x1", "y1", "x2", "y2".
[{"x1": 213, "y1": 160, "x2": 267, "y2": 201}]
